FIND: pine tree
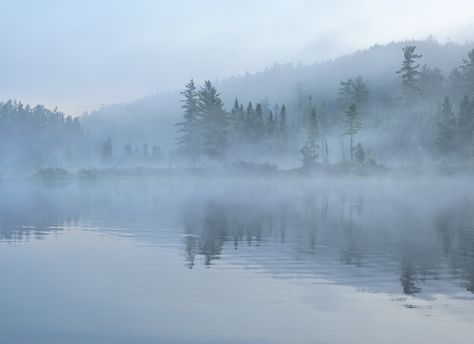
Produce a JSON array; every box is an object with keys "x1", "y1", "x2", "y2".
[
  {"x1": 176, "y1": 79, "x2": 201, "y2": 162},
  {"x1": 279, "y1": 104, "x2": 288, "y2": 140},
  {"x1": 278, "y1": 105, "x2": 288, "y2": 151},
  {"x1": 419, "y1": 65, "x2": 444, "y2": 99},
  {"x1": 354, "y1": 143, "x2": 365, "y2": 164},
  {"x1": 198, "y1": 81, "x2": 229, "y2": 161},
  {"x1": 344, "y1": 103, "x2": 362, "y2": 162},
  {"x1": 353, "y1": 76, "x2": 369, "y2": 110},
  {"x1": 300, "y1": 107, "x2": 321, "y2": 170},
  {"x1": 254, "y1": 103, "x2": 266, "y2": 141},
  {"x1": 101, "y1": 137, "x2": 113, "y2": 163},
  {"x1": 458, "y1": 95, "x2": 474, "y2": 152},
  {"x1": 231, "y1": 98, "x2": 243, "y2": 142},
  {"x1": 449, "y1": 68, "x2": 464, "y2": 100},
  {"x1": 338, "y1": 79, "x2": 355, "y2": 107},
  {"x1": 436, "y1": 96, "x2": 457, "y2": 157},
  {"x1": 339, "y1": 77, "x2": 368, "y2": 110},
  {"x1": 397, "y1": 46, "x2": 423, "y2": 103},
  {"x1": 267, "y1": 111, "x2": 276, "y2": 136},
  {"x1": 460, "y1": 49, "x2": 474, "y2": 96},
  {"x1": 245, "y1": 102, "x2": 255, "y2": 140}
]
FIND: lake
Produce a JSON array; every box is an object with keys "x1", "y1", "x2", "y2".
[{"x1": 1, "y1": 177, "x2": 473, "y2": 343}]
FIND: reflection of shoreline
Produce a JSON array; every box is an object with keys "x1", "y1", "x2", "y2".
[{"x1": 1, "y1": 180, "x2": 473, "y2": 297}]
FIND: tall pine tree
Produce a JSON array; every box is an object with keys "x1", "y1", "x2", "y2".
[
  {"x1": 460, "y1": 49, "x2": 474, "y2": 96},
  {"x1": 177, "y1": 79, "x2": 201, "y2": 162},
  {"x1": 436, "y1": 96, "x2": 457, "y2": 157},
  {"x1": 397, "y1": 46, "x2": 423, "y2": 104},
  {"x1": 344, "y1": 103, "x2": 362, "y2": 162},
  {"x1": 198, "y1": 81, "x2": 229, "y2": 161},
  {"x1": 300, "y1": 107, "x2": 321, "y2": 170}
]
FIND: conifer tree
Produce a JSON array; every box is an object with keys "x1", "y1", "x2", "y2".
[
  {"x1": 457, "y1": 95, "x2": 474, "y2": 152},
  {"x1": 267, "y1": 111, "x2": 276, "y2": 136},
  {"x1": 245, "y1": 102, "x2": 255, "y2": 140},
  {"x1": 354, "y1": 143, "x2": 365, "y2": 164},
  {"x1": 278, "y1": 105, "x2": 289, "y2": 154},
  {"x1": 419, "y1": 65, "x2": 444, "y2": 99},
  {"x1": 101, "y1": 137, "x2": 113, "y2": 163},
  {"x1": 279, "y1": 105, "x2": 288, "y2": 139},
  {"x1": 198, "y1": 81, "x2": 229, "y2": 161},
  {"x1": 436, "y1": 96, "x2": 457, "y2": 157},
  {"x1": 353, "y1": 76, "x2": 369, "y2": 110},
  {"x1": 338, "y1": 79, "x2": 354, "y2": 106},
  {"x1": 344, "y1": 103, "x2": 362, "y2": 162},
  {"x1": 254, "y1": 103, "x2": 266, "y2": 141},
  {"x1": 397, "y1": 46, "x2": 423, "y2": 103},
  {"x1": 460, "y1": 49, "x2": 474, "y2": 96},
  {"x1": 300, "y1": 107, "x2": 320, "y2": 170},
  {"x1": 231, "y1": 98, "x2": 243, "y2": 142},
  {"x1": 449, "y1": 68, "x2": 464, "y2": 100},
  {"x1": 176, "y1": 79, "x2": 201, "y2": 162}
]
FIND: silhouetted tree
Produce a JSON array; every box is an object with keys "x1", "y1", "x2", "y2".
[
  {"x1": 101, "y1": 137, "x2": 113, "y2": 163},
  {"x1": 198, "y1": 81, "x2": 229, "y2": 161},
  {"x1": 300, "y1": 107, "x2": 320, "y2": 170},
  {"x1": 397, "y1": 46, "x2": 423, "y2": 104},
  {"x1": 460, "y1": 49, "x2": 474, "y2": 96},
  {"x1": 436, "y1": 96, "x2": 457, "y2": 157},
  {"x1": 344, "y1": 103, "x2": 362, "y2": 162},
  {"x1": 176, "y1": 79, "x2": 201, "y2": 162}
]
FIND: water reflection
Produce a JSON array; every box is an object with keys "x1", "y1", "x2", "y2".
[
  {"x1": 1, "y1": 179, "x2": 474, "y2": 298},
  {"x1": 177, "y1": 183, "x2": 474, "y2": 297}
]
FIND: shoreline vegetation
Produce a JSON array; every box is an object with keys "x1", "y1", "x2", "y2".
[
  {"x1": 1, "y1": 41, "x2": 474, "y2": 176},
  {"x1": 25, "y1": 160, "x2": 474, "y2": 182}
]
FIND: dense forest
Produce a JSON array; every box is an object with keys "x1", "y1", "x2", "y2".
[
  {"x1": 1, "y1": 40, "x2": 474, "y2": 174},
  {"x1": 174, "y1": 45, "x2": 474, "y2": 171},
  {"x1": 0, "y1": 101, "x2": 81, "y2": 169}
]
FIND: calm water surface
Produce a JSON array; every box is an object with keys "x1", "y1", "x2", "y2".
[{"x1": 0, "y1": 178, "x2": 473, "y2": 343}]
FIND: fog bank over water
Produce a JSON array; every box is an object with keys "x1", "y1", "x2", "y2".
[{"x1": 1, "y1": 178, "x2": 474, "y2": 343}]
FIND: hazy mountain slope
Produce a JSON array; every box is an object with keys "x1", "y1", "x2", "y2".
[{"x1": 84, "y1": 39, "x2": 474, "y2": 149}]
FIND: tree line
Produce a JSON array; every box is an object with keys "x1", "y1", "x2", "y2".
[{"x1": 176, "y1": 46, "x2": 474, "y2": 169}]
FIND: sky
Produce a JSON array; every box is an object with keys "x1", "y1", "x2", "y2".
[{"x1": 0, "y1": 0, "x2": 473, "y2": 115}]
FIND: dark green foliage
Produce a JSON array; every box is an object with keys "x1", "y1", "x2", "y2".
[
  {"x1": 353, "y1": 77, "x2": 369, "y2": 110},
  {"x1": 397, "y1": 46, "x2": 423, "y2": 103},
  {"x1": 267, "y1": 111, "x2": 276, "y2": 136},
  {"x1": 436, "y1": 97, "x2": 457, "y2": 157},
  {"x1": 419, "y1": 65, "x2": 444, "y2": 99},
  {"x1": 177, "y1": 79, "x2": 201, "y2": 161},
  {"x1": 339, "y1": 77, "x2": 368, "y2": 110},
  {"x1": 0, "y1": 100, "x2": 81, "y2": 167},
  {"x1": 198, "y1": 81, "x2": 229, "y2": 161},
  {"x1": 448, "y1": 68, "x2": 464, "y2": 100},
  {"x1": 457, "y1": 95, "x2": 474, "y2": 155},
  {"x1": 278, "y1": 105, "x2": 288, "y2": 151},
  {"x1": 460, "y1": 49, "x2": 474, "y2": 96},
  {"x1": 254, "y1": 103, "x2": 266, "y2": 141},
  {"x1": 338, "y1": 79, "x2": 355, "y2": 105},
  {"x1": 344, "y1": 103, "x2": 362, "y2": 162},
  {"x1": 300, "y1": 107, "x2": 321, "y2": 170}
]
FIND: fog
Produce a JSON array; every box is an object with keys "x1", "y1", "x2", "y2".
[
  {"x1": 2, "y1": 2, "x2": 474, "y2": 343},
  {"x1": 1, "y1": 0, "x2": 474, "y2": 114}
]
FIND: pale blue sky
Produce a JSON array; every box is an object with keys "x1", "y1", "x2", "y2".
[{"x1": 0, "y1": 0, "x2": 473, "y2": 114}]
